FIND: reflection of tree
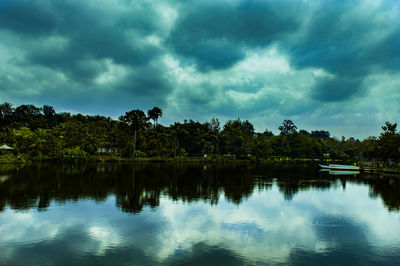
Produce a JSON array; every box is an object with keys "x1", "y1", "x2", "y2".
[
  {"x1": 363, "y1": 175, "x2": 400, "y2": 211},
  {"x1": 115, "y1": 165, "x2": 161, "y2": 214},
  {"x1": 273, "y1": 166, "x2": 333, "y2": 200},
  {"x1": 0, "y1": 163, "x2": 399, "y2": 213}
]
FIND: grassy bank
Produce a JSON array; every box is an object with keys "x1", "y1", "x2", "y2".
[
  {"x1": 73, "y1": 155, "x2": 348, "y2": 166},
  {"x1": 1, "y1": 154, "x2": 331, "y2": 164}
]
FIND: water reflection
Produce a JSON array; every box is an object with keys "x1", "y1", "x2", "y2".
[
  {"x1": 0, "y1": 163, "x2": 399, "y2": 265},
  {"x1": 1, "y1": 163, "x2": 399, "y2": 213},
  {"x1": 320, "y1": 169, "x2": 360, "y2": 175}
]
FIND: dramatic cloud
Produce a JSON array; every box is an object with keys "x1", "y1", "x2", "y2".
[
  {"x1": 0, "y1": 0, "x2": 171, "y2": 114},
  {"x1": 166, "y1": 0, "x2": 301, "y2": 71},
  {"x1": 0, "y1": 0, "x2": 399, "y2": 137}
]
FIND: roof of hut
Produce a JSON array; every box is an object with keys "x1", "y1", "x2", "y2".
[{"x1": 0, "y1": 144, "x2": 13, "y2": 150}]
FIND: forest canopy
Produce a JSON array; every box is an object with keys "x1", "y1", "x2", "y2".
[{"x1": 0, "y1": 102, "x2": 399, "y2": 162}]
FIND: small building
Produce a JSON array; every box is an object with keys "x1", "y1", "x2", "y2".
[{"x1": 97, "y1": 147, "x2": 120, "y2": 155}]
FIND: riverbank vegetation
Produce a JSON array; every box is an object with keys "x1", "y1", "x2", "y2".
[{"x1": 0, "y1": 102, "x2": 399, "y2": 164}]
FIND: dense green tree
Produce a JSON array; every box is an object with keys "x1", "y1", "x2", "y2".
[
  {"x1": 14, "y1": 104, "x2": 43, "y2": 129},
  {"x1": 9, "y1": 127, "x2": 35, "y2": 155},
  {"x1": 206, "y1": 118, "x2": 221, "y2": 155},
  {"x1": 262, "y1": 129, "x2": 274, "y2": 136},
  {"x1": 279, "y1": 120, "x2": 297, "y2": 136},
  {"x1": 42, "y1": 105, "x2": 56, "y2": 126},
  {"x1": 360, "y1": 136, "x2": 378, "y2": 160},
  {"x1": 299, "y1": 129, "x2": 310, "y2": 136},
  {"x1": 221, "y1": 119, "x2": 254, "y2": 157},
  {"x1": 119, "y1": 110, "x2": 149, "y2": 156},
  {"x1": 171, "y1": 120, "x2": 210, "y2": 156},
  {"x1": 170, "y1": 123, "x2": 190, "y2": 157},
  {"x1": 253, "y1": 134, "x2": 274, "y2": 158},
  {"x1": 311, "y1": 130, "x2": 330, "y2": 140},
  {"x1": 0, "y1": 102, "x2": 13, "y2": 117},
  {"x1": 0, "y1": 102, "x2": 14, "y2": 129},
  {"x1": 382, "y1": 122, "x2": 397, "y2": 134},
  {"x1": 147, "y1": 107, "x2": 162, "y2": 127},
  {"x1": 377, "y1": 122, "x2": 400, "y2": 162}
]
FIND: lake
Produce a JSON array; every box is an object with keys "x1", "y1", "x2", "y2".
[{"x1": 0, "y1": 163, "x2": 399, "y2": 265}]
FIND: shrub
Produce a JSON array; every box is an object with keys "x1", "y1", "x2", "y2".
[
  {"x1": 0, "y1": 154, "x2": 24, "y2": 163},
  {"x1": 59, "y1": 147, "x2": 91, "y2": 161}
]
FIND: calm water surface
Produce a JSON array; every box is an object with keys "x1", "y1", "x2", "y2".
[{"x1": 0, "y1": 163, "x2": 399, "y2": 265}]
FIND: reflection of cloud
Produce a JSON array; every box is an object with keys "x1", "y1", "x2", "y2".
[
  {"x1": 0, "y1": 212, "x2": 59, "y2": 243},
  {"x1": 1, "y1": 183, "x2": 400, "y2": 264},
  {"x1": 0, "y1": 211, "x2": 59, "y2": 261},
  {"x1": 87, "y1": 226, "x2": 121, "y2": 255},
  {"x1": 0, "y1": 198, "x2": 123, "y2": 260},
  {"x1": 150, "y1": 184, "x2": 400, "y2": 263},
  {"x1": 154, "y1": 189, "x2": 319, "y2": 263},
  {"x1": 293, "y1": 184, "x2": 400, "y2": 243}
]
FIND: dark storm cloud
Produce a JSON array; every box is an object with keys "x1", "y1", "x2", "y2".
[
  {"x1": 0, "y1": 0, "x2": 165, "y2": 87},
  {"x1": 165, "y1": 0, "x2": 399, "y2": 113},
  {"x1": 367, "y1": 28, "x2": 400, "y2": 73},
  {"x1": 0, "y1": 0, "x2": 399, "y2": 137},
  {"x1": 285, "y1": 0, "x2": 400, "y2": 102},
  {"x1": 166, "y1": 0, "x2": 301, "y2": 71},
  {"x1": 288, "y1": 1, "x2": 368, "y2": 75},
  {"x1": 114, "y1": 64, "x2": 173, "y2": 105},
  {"x1": 311, "y1": 76, "x2": 364, "y2": 102},
  {"x1": 0, "y1": 0, "x2": 57, "y2": 36},
  {"x1": 173, "y1": 40, "x2": 244, "y2": 72}
]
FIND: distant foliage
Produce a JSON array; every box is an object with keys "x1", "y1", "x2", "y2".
[{"x1": 0, "y1": 102, "x2": 399, "y2": 162}]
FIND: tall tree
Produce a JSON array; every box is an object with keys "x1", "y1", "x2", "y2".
[
  {"x1": 147, "y1": 107, "x2": 162, "y2": 128},
  {"x1": 43, "y1": 105, "x2": 56, "y2": 128},
  {"x1": 279, "y1": 120, "x2": 297, "y2": 136},
  {"x1": 208, "y1": 118, "x2": 221, "y2": 155},
  {"x1": 0, "y1": 102, "x2": 13, "y2": 118},
  {"x1": 119, "y1": 109, "x2": 148, "y2": 156},
  {"x1": 378, "y1": 121, "x2": 400, "y2": 162},
  {"x1": 221, "y1": 119, "x2": 254, "y2": 156},
  {"x1": 381, "y1": 122, "x2": 397, "y2": 134},
  {"x1": 0, "y1": 102, "x2": 14, "y2": 128},
  {"x1": 14, "y1": 104, "x2": 43, "y2": 129}
]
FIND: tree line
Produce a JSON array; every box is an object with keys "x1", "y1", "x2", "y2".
[{"x1": 0, "y1": 102, "x2": 399, "y2": 162}]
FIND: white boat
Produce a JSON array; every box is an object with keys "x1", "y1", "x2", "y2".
[{"x1": 319, "y1": 164, "x2": 360, "y2": 171}]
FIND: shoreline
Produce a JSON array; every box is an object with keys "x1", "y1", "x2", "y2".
[
  {"x1": 0, "y1": 154, "x2": 341, "y2": 164},
  {"x1": 1, "y1": 154, "x2": 399, "y2": 174}
]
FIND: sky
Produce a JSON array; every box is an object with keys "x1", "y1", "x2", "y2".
[{"x1": 0, "y1": 0, "x2": 399, "y2": 139}]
